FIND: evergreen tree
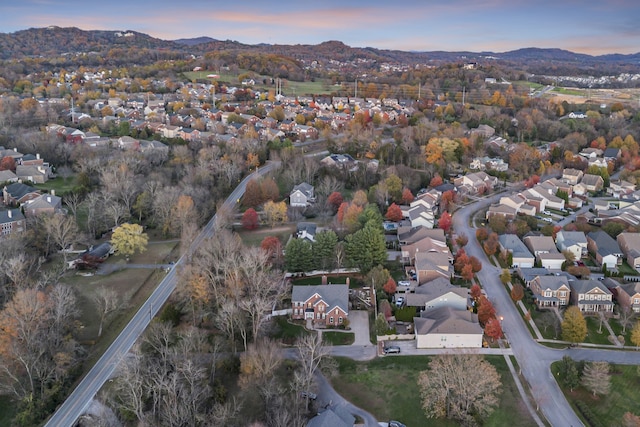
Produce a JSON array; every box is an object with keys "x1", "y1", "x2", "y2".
[
  {"x1": 313, "y1": 230, "x2": 338, "y2": 271},
  {"x1": 284, "y1": 238, "x2": 313, "y2": 272},
  {"x1": 345, "y1": 220, "x2": 387, "y2": 274}
]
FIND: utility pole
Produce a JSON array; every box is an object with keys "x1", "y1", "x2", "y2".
[
  {"x1": 462, "y1": 86, "x2": 466, "y2": 105},
  {"x1": 354, "y1": 78, "x2": 357, "y2": 98}
]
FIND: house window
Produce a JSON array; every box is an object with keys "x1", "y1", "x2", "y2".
[
  {"x1": 338, "y1": 317, "x2": 343, "y2": 324},
  {"x1": 560, "y1": 291, "x2": 566, "y2": 297},
  {"x1": 317, "y1": 313, "x2": 320, "y2": 319},
  {"x1": 335, "y1": 309, "x2": 338, "y2": 314},
  {"x1": 545, "y1": 291, "x2": 552, "y2": 297},
  {"x1": 319, "y1": 305, "x2": 324, "y2": 312},
  {"x1": 634, "y1": 298, "x2": 639, "y2": 304},
  {"x1": 329, "y1": 317, "x2": 334, "y2": 324}
]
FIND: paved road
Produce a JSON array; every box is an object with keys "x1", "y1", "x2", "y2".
[
  {"x1": 44, "y1": 163, "x2": 279, "y2": 427},
  {"x1": 454, "y1": 192, "x2": 640, "y2": 427}
]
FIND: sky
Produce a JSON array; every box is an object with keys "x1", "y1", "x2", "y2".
[{"x1": 2, "y1": 0, "x2": 639, "y2": 55}]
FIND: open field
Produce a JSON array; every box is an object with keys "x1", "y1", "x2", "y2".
[
  {"x1": 34, "y1": 176, "x2": 78, "y2": 195},
  {"x1": 331, "y1": 355, "x2": 537, "y2": 427},
  {"x1": 545, "y1": 87, "x2": 640, "y2": 106},
  {"x1": 236, "y1": 224, "x2": 295, "y2": 247},
  {"x1": 183, "y1": 70, "x2": 334, "y2": 95},
  {"x1": 552, "y1": 362, "x2": 640, "y2": 427}
]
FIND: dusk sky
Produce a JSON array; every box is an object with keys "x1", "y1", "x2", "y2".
[{"x1": 2, "y1": 0, "x2": 639, "y2": 55}]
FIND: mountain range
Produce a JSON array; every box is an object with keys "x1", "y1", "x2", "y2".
[{"x1": 1, "y1": 26, "x2": 639, "y2": 71}]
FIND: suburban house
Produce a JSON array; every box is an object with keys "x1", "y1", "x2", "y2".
[
  {"x1": 498, "y1": 234, "x2": 535, "y2": 268},
  {"x1": 555, "y1": 231, "x2": 588, "y2": 260},
  {"x1": 0, "y1": 208, "x2": 26, "y2": 237},
  {"x1": 405, "y1": 279, "x2": 468, "y2": 313},
  {"x1": 3, "y1": 182, "x2": 41, "y2": 206},
  {"x1": 291, "y1": 284, "x2": 349, "y2": 326},
  {"x1": 404, "y1": 203, "x2": 435, "y2": 229},
  {"x1": 524, "y1": 235, "x2": 565, "y2": 270},
  {"x1": 499, "y1": 195, "x2": 537, "y2": 216},
  {"x1": 617, "y1": 233, "x2": 640, "y2": 271},
  {"x1": 23, "y1": 193, "x2": 63, "y2": 217},
  {"x1": 399, "y1": 229, "x2": 450, "y2": 265},
  {"x1": 608, "y1": 180, "x2": 636, "y2": 199},
  {"x1": 307, "y1": 404, "x2": 355, "y2": 427},
  {"x1": 414, "y1": 251, "x2": 452, "y2": 284},
  {"x1": 529, "y1": 275, "x2": 571, "y2": 308},
  {"x1": 469, "y1": 156, "x2": 508, "y2": 172},
  {"x1": 485, "y1": 204, "x2": 517, "y2": 221},
  {"x1": 580, "y1": 174, "x2": 605, "y2": 193},
  {"x1": 414, "y1": 306, "x2": 484, "y2": 349},
  {"x1": 289, "y1": 182, "x2": 315, "y2": 208},
  {"x1": 72, "y1": 242, "x2": 114, "y2": 269},
  {"x1": 320, "y1": 153, "x2": 357, "y2": 171},
  {"x1": 0, "y1": 170, "x2": 18, "y2": 184},
  {"x1": 562, "y1": 168, "x2": 584, "y2": 185},
  {"x1": 570, "y1": 280, "x2": 614, "y2": 313},
  {"x1": 453, "y1": 172, "x2": 497, "y2": 195},
  {"x1": 15, "y1": 164, "x2": 50, "y2": 184},
  {"x1": 296, "y1": 222, "x2": 317, "y2": 243},
  {"x1": 587, "y1": 231, "x2": 623, "y2": 270},
  {"x1": 613, "y1": 283, "x2": 640, "y2": 313}
]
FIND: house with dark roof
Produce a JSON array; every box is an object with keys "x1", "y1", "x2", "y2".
[
  {"x1": 3, "y1": 182, "x2": 41, "y2": 206},
  {"x1": 307, "y1": 404, "x2": 355, "y2": 427},
  {"x1": 291, "y1": 284, "x2": 349, "y2": 327},
  {"x1": 290, "y1": 182, "x2": 315, "y2": 207},
  {"x1": 23, "y1": 193, "x2": 63, "y2": 217},
  {"x1": 405, "y1": 279, "x2": 468, "y2": 313},
  {"x1": 617, "y1": 232, "x2": 640, "y2": 271},
  {"x1": 0, "y1": 208, "x2": 26, "y2": 237},
  {"x1": 587, "y1": 231, "x2": 623, "y2": 270},
  {"x1": 414, "y1": 306, "x2": 483, "y2": 349},
  {"x1": 296, "y1": 222, "x2": 317, "y2": 242}
]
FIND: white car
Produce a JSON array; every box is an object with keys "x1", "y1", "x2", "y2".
[
  {"x1": 542, "y1": 217, "x2": 553, "y2": 223},
  {"x1": 543, "y1": 210, "x2": 551, "y2": 215},
  {"x1": 395, "y1": 297, "x2": 404, "y2": 307}
]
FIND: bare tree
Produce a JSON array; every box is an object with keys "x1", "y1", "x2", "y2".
[
  {"x1": 295, "y1": 333, "x2": 330, "y2": 399},
  {"x1": 109, "y1": 350, "x2": 148, "y2": 424},
  {"x1": 63, "y1": 191, "x2": 84, "y2": 220},
  {"x1": 239, "y1": 339, "x2": 283, "y2": 388},
  {"x1": 418, "y1": 354, "x2": 501, "y2": 425},
  {"x1": 93, "y1": 287, "x2": 119, "y2": 337},
  {"x1": 582, "y1": 361, "x2": 611, "y2": 396},
  {"x1": 42, "y1": 213, "x2": 80, "y2": 263},
  {"x1": 618, "y1": 305, "x2": 636, "y2": 334}
]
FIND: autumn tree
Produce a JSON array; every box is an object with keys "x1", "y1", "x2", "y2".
[
  {"x1": 401, "y1": 187, "x2": 414, "y2": 204},
  {"x1": 461, "y1": 264, "x2": 474, "y2": 282},
  {"x1": 477, "y1": 296, "x2": 496, "y2": 326},
  {"x1": 483, "y1": 232, "x2": 499, "y2": 256},
  {"x1": 241, "y1": 208, "x2": 259, "y2": 230},
  {"x1": 511, "y1": 284, "x2": 525, "y2": 302},
  {"x1": 260, "y1": 236, "x2": 282, "y2": 264},
  {"x1": 470, "y1": 283, "x2": 482, "y2": 301},
  {"x1": 383, "y1": 278, "x2": 397, "y2": 295},
  {"x1": 455, "y1": 234, "x2": 468, "y2": 247},
  {"x1": 562, "y1": 306, "x2": 587, "y2": 344},
  {"x1": 352, "y1": 189, "x2": 369, "y2": 207},
  {"x1": 622, "y1": 412, "x2": 640, "y2": 427},
  {"x1": 438, "y1": 211, "x2": 452, "y2": 234},
  {"x1": 295, "y1": 333, "x2": 329, "y2": 403},
  {"x1": 500, "y1": 269, "x2": 512, "y2": 285},
  {"x1": 243, "y1": 179, "x2": 263, "y2": 208},
  {"x1": 582, "y1": 361, "x2": 611, "y2": 396},
  {"x1": 631, "y1": 321, "x2": 640, "y2": 349},
  {"x1": 418, "y1": 354, "x2": 501, "y2": 425},
  {"x1": 476, "y1": 227, "x2": 489, "y2": 242},
  {"x1": 326, "y1": 192, "x2": 343, "y2": 213},
  {"x1": 429, "y1": 174, "x2": 443, "y2": 188},
  {"x1": 111, "y1": 223, "x2": 148, "y2": 258},
  {"x1": 263, "y1": 201, "x2": 288, "y2": 227},
  {"x1": 469, "y1": 256, "x2": 482, "y2": 273},
  {"x1": 453, "y1": 249, "x2": 469, "y2": 274},
  {"x1": 260, "y1": 178, "x2": 280, "y2": 202},
  {"x1": 385, "y1": 203, "x2": 403, "y2": 222},
  {"x1": 484, "y1": 318, "x2": 503, "y2": 342},
  {"x1": 0, "y1": 156, "x2": 16, "y2": 172}
]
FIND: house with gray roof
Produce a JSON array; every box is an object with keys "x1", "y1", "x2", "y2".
[
  {"x1": 614, "y1": 282, "x2": 640, "y2": 313},
  {"x1": 0, "y1": 208, "x2": 26, "y2": 237},
  {"x1": 3, "y1": 182, "x2": 40, "y2": 206},
  {"x1": 23, "y1": 193, "x2": 63, "y2": 217},
  {"x1": 587, "y1": 231, "x2": 623, "y2": 270},
  {"x1": 290, "y1": 182, "x2": 315, "y2": 207},
  {"x1": 414, "y1": 306, "x2": 483, "y2": 349},
  {"x1": 529, "y1": 275, "x2": 570, "y2": 308},
  {"x1": 570, "y1": 280, "x2": 614, "y2": 313},
  {"x1": 555, "y1": 231, "x2": 588, "y2": 260},
  {"x1": 499, "y1": 234, "x2": 535, "y2": 268},
  {"x1": 291, "y1": 284, "x2": 349, "y2": 327},
  {"x1": 307, "y1": 404, "x2": 355, "y2": 427},
  {"x1": 0, "y1": 170, "x2": 18, "y2": 184},
  {"x1": 618, "y1": 232, "x2": 640, "y2": 271},
  {"x1": 405, "y1": 279, "x2": 468, "y2": 313}
]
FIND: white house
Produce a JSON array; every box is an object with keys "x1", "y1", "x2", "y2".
[
  {"x1": 555, "y1": 231, "x2": 588, "y2": 260},
  {"x1": 414, "y1": 307, "x2": 483, "y2": 349},
  {"x1": 289, "y1": 182, "x2": 315, "y2": 207}
]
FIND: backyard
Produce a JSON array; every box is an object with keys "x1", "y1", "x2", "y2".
[{"x1": 331, "y1": 355, "x2": 538, "y2": 427}]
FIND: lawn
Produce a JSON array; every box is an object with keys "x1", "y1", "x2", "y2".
[
  {"x1": 618, "y1": 261, "x2": 639, "y2": 276},
  {"x1": 331, "y1": 356, "x2": 537, "y2": 427},
  {"x1": 323, "y1": 331, "x2": 355, "y2": 345},
  {"x1": 291, "y1": 274, "x2": 359, "y2": 287},
  {"x1": 552, "y1": 87, "x2": 584, "y2": 96},
  {"x1": 235, "y1": 224, "x2": 295, "y2": 248},
  {"x1": 34, "y1": 176, "x2": 77, "y2": 195},
  {"x1": 269, "y1": 315, "x2": 310, "y2": 345},
  {"x1": 552, "y1": 363, "x2": 640, "y2": 427},
  {"x1": 584, "y1": 316, "x2": 615, "y2": 346}
]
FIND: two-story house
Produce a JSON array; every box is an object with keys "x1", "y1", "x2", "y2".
[
  {"x1": 405, "y1": 278, "x2": 468, "y2": 313},
  {"x1": 570, "y1": 280, "x2": 614, "y2": 313},
  {"x1": 498, "y1": 234, "x2": 535, "y2": 268},
  {"x1": 614, "y1": 282, "x2": 640, "y2": 313},
  {"x1": 555, "y1": 231, "x2": 588, "y2": 260},
  {"x1": 289, "y1": 182, "x2": 315, "y2": 208},
  {"x1": 617, "y1": 232, "x2": 640, "y2": 271},
  {"x1": 291, "y1": 284, "x2": 349, "y2": 326},
  {"x1": 0, "y1": 208, "x2": 26, "y2": 237},
  {"x1": 587, "y1": 231, "x2": 623, "y2": 270},
  {"x1": 529, "y1": 275, "x2": 571, "y2": 308}
]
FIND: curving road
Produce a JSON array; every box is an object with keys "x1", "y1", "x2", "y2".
[
  {"x1": 44, "y1": 163, "x2": 279, "y2": 427},
  {"x1": 454, "y1": 193, "x2": 640, "y2": 427}
]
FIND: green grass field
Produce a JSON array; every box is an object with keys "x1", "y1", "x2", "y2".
[
  {"x1": 584, "y1": 316, "x2": 615, "y2": 346},
  {"x1": 551, "y1": 87, "x2": 584, "y2": 96},
  {"x1": 34, "y1": 176, "x2": 77, "y2": 195},
  {"x1": 552, "y1": 362, "x2": 640, "y2": 426},
  {"x1": 331, "y1": 355, "x2": 537, "y2": 427},
  {"x1": 323, "y1": 331, "x2": 355, "y2": 345}
]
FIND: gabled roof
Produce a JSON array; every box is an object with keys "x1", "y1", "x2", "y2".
[
  {"x1": 588, "y1": 231, "x2": 622, "y2": 257},
  {"x1": 24, "y1": 194, "x2": 62, "y2": 211},
  {"x1": 406, "y1": 281, "x2": 467, "y2": 307},
  {"x1": 291, "y1": 284, "x2": 348, "y2": 314},
  {"x1": 524, "y1": 235, "x2": 558, "y2": 254},
  {"x1": 499, "y1": 234, "x2": 534, "y2": 259},
  {"x1": 531, "y1": 275, "x2": 570, "y2": 291},
  {"x1": 397, "y1": 226, "x2": 445, "y2": 245},
  {"x1": 307, "y1": 405, "x2": 355, "y2": 427},
  {"x1": 414, "y1": 306, "x2": 482, "y2": 335},
  {"x1": 0, "y1": 170, "x2": 18, "y2": 182},
  {"x1": 292, "y1": 182, "x2": 314, "y2": 198},
  {"x1": 0, "y1": 208, "x2": 24, "y2": 224},
  {"x1": 4, "y1": 182, "x2": 39, "y2": 200},
  {"x1": 581, "y1": 174, "x2": 604, "y2": 186},
  {"x1": 570, "y1": 279, "x2": 613, "y2": 296}
]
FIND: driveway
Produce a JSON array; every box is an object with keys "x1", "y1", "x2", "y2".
[{"x1": 349, "y1": 310, "x2": 372, "y2": 346}]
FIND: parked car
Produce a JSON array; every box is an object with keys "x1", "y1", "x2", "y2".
[
  {"x1": 542, "y1": 217, "x2": 553, "y2": 223},
  {"x1": 300, "y1": 391, "x2": 317, "y2": 400},
  {"x1": 543, "y1": 210, "x2": 551, "y2": 215},
  {"x1": 389, "y1": 421, "x2": 407, "y2": 427},
  {"x1": 395, "y1": 296, "x2": 404, "y2": 307},
  {"x1": 383, "y1": 346, "x2": 401, "y2": 354}
]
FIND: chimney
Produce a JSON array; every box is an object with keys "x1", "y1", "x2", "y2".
[
  {"x1": 7, "y1": 210, "x2": 12, "y2": 218},
  {"x1": 36, "y1": 153, "x2": 40, "y2": 160},
  {"x1": 51, "y1": 189, "x2": 55, "y2": 196},
  {"x1": 47, "y1": 196, "x2": 51, "y2": 203}
]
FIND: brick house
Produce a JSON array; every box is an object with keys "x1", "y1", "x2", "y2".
[{"x1": 291, "y1": 284, "x2": 349, "y2": 326}]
